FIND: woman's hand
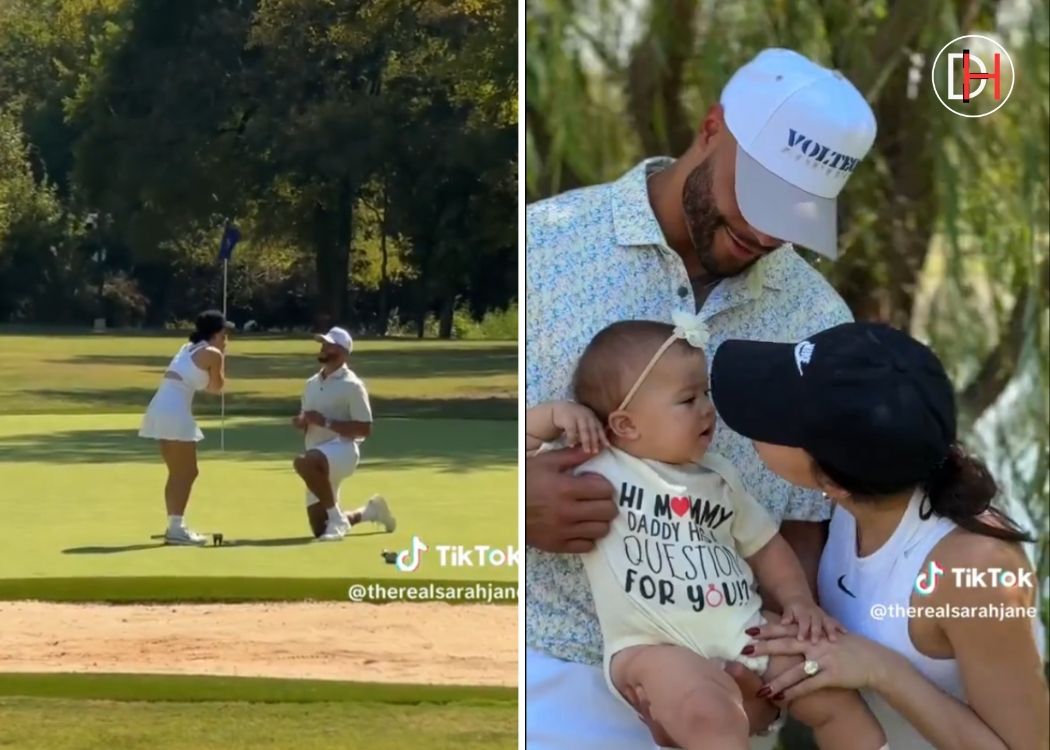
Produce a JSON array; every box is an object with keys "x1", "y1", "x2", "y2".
[
  {"x1": 779, "y1": 598, "x2": 845, "y2": 643},
  {"x1": 747, "y1": 623, "x2": 896, "y2": 702}
]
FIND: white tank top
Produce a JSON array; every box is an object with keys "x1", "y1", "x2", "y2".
[
  {"x1": 818, "y1": 490, "x2": 1044, "y2": 748},
  {"x1": 165, "y1": 342, "x2": 211, "y2": 392},
  {"x1": 818, "y1": 489, "x2": 962, "y2": 748}
]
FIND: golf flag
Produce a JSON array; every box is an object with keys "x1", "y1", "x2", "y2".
[{"x1": 218, "y1": 224, "x2": 241, "y2": 261}]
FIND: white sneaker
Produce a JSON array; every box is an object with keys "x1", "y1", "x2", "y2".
[
  {"x1": 318, "y1": 516, "x2": 351, "y2": 542},
  {"x1": 164, "y1": 526, "x2": 207, "y2": 546},
  {"x1": 365, "y1": 495, "x2": 396, "y2": 533}
]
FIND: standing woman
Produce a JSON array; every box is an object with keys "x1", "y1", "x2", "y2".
[{"x1": 139, "y1": 310, "x2": 230, "y2": 545}]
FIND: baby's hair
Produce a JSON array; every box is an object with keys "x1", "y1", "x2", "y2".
[{"x1": 572, "y1": 320, "x2": 700, "y2": 420}]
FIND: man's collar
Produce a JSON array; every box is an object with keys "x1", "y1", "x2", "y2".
[
  {"x1": 610, "y1": 157, "x2": 794, "y2": 293},
  {"x1": 610, "y1": 158, "x2": 674, "y2": 248},
  {"x1": 750, "y1": 247, "x2": 793, "y2": 291},
  {"x1": 319, "y1": 363, "x2": 351, "y2": 380}
]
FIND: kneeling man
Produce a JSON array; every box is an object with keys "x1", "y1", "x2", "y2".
[{"x1": 292, "y1": 326, "x2": 395, "y2": 541}]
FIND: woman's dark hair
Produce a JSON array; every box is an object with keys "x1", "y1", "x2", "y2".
[
  {"x1": 817, "y1": 444, "x2": 1034, "y2": 544},
  {"x1": 189, "y1": 310, "x2": 228, "y2": 344}
]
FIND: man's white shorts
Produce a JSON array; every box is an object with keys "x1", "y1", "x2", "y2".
[{"x1": 304, "y1": 437, "x2": 360, "y2": 507}]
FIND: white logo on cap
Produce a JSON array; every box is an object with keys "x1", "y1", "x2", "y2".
[{"x1": 795, "y1": 341, "x2": 815, "y2": 376}]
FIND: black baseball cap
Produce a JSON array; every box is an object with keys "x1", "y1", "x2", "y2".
[{"x1": 710, "y1": 323, "x2": 956, "y2": 492}]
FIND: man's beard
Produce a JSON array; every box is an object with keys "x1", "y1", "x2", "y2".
[
  {"x1": 681, "y1": 160, "x2": 752, "y2": 278},
  {"x1": 317, "y1": 353, "x2": 333, "y2": 363}
]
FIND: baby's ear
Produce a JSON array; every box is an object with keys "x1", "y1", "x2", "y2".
[{"x1": 607, "y1": 410, "x2": 639, "y2": 441}]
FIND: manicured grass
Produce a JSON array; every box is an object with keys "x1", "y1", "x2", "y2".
[
  {"x1": 0, "y1": 673, "x2": 515, "y2": 704},
  {"x1": 0, "y1": 415, "x2": 515, "y2": 591},
  {"x1": 0, "y1": 332, "x2": 518, "y2": 598},
  {"x1": 0, "y1": 577, "x2": 517, "y2": 603},
  {"x1": 0, "y1": 673, "x2": 516, "y2": 750},
  {"x1": 0, "y1": 332, "x2": 516, "y2": 419}
]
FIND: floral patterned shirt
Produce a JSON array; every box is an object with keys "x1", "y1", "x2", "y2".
[{"x1": 526, "y1": 158, "x2": 854, "y2": 665}]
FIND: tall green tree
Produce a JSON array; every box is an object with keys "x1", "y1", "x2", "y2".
[{"x1": 64, "y1": 0, "x2": 516, "y2": 328}]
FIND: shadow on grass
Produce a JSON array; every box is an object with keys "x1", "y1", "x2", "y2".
[
  {"x1": 222, "y1": 536, "x2": 317, "y2": 547},
  {"x1": 0, "y1": 417, "x2": 514, "y2": 470},
  {"x1": 55, "y1": 346, "x2": 515, "y2": 381},
  {"x1": 62, "y1": 530, "x2": 390, "y2": 555},
  {"x1": 61, "y1": 538, "x2": 315, "y2": 554},
  {"x1": 23, "y1": 388, "x2": 514, "y2": 420},
  {"x1": 62, "y1": 543, "x2": 167, "y2": 554}
]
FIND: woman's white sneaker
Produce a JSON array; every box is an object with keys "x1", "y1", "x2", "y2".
[{"x1": 164, "y1": 526, "x2": 207, "y2": 546}]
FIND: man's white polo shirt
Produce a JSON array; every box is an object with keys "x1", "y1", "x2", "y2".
[{"x1": 302, "y1": 364, "x2": 373, "y2": 450}]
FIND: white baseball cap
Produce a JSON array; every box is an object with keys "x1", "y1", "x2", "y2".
[
  {"x1": 315, "y1": 326, "x2": 353, "y2": 353},
  {"x1": 721, "y1": 48, "x2": 877, "y2": 258}
]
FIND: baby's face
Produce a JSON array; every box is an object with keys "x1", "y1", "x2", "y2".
[{"x1": 626, "y1": 347, "x2": 715, "y2": 464}]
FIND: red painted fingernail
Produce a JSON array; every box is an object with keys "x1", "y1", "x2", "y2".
[
  {"x1": 756, "y1": 687, "x2": 771, "y2": 698},
  {"x1": 745, "y1": 627, "x2": 760, "y2": 636},
  {"x1": 741, "y1": 645, "x2": 754, "y2": 655},
  {"x1": 773, "y1": 692, "x2": 784, "y2": 701}
]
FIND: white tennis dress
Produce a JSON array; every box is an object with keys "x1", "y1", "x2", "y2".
[{"x1": 138, "y1": 341, "x2": 212, "y2": 442}]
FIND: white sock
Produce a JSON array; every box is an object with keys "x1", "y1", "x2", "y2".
[
  {"x1": 359, "y1": 502, "x2": 375, "y2": 522},
  {"x1": 326, "y1": 506, "x2": 344, "y2": 525},
  {"x1": 167, "y1": 515, "x2": 184, "y2": 531}
]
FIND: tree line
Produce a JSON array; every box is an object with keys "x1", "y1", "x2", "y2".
[{"x1": 0, "y1": 0, "x2": 516, "y2": 337}]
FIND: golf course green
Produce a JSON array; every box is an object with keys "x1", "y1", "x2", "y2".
[{"x1": 0, "y1": 331, "x2": 517, "y2": 599}]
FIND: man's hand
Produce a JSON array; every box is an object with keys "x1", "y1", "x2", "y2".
[
  {"x1": 525, "y1": 447, "x2": 616, "y2": 553},
  {"x1": 292, "y1": 413, "x2": 307, "y2": 430},
  {"x1": 302, "y1": 410, "x2": 326, "y2": 427}
]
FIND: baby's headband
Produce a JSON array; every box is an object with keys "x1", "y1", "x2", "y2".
[{"x1": 617, "y1": 311, "x2": 710, "y2": 411}]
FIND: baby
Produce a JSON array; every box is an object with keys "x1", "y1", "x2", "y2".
[{"x1": 526, "y1": 314, "x2": 887, "y2": 750}]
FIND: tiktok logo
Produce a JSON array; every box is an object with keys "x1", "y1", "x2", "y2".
[
  {"x1": 914, "y1": 560, "x2": 945, "y2": 596},
  {"x1": 396, "y1": 536, "x2": 428, "y2": 573}
]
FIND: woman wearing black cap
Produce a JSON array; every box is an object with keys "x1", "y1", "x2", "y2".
[
  {"x1": 710, "y1": 322, "x2": 1047, "y2": 749},
  {"x1": 139, "y1": 310, "x2": 231, "y2": 545}
]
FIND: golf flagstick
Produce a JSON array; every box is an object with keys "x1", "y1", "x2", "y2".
[
  {"x1": 221, "y1": 256, "x2": 228, "y2": 452},
  {"x1": 217, "y1": 221, "x2": 240, "y2": 453}
]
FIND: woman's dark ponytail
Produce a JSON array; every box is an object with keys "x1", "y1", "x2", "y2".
[
  {"x1": 923, "y1": 443, "x2": 1034, "y2": 543},
  {"x1": 188, "y1": 331, "x2": 205, "y2": 344}
]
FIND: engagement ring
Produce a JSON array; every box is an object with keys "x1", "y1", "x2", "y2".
[{"x1": 803, "y1": 659, "x2": 821, "y2": 676}]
